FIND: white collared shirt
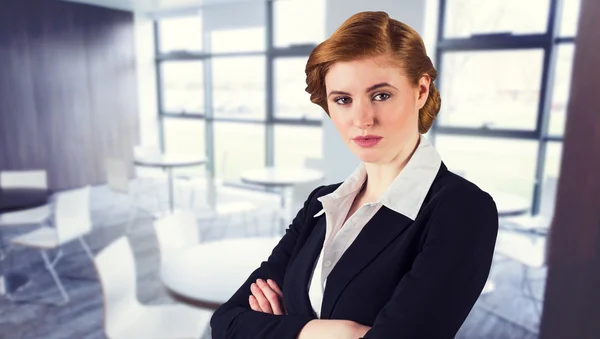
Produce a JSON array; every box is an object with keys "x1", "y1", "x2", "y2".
[{"x1": 307, "y1": 135, "x2": 442, "y2": 318}]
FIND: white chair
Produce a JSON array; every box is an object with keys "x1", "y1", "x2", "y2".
[
  {"x1": 10, "y1": 186, "x2": 94, "y2": 304},
  {"x1": 133, "y1": 145, "x2": 167, "y2": 213},
  {"x1": 501, "y1": 176, "x2": 558, "y2": 234},
  {"x1": 94, "y1": 236, "x2": 210, "y2": 339},
  {"x1": 104, "y1": 157, "x2": 147, "y2": 233},
  {"x1": 0, "y1": 170, "x2": 52, "y2": 226},
  {"x1": 184, "y1": 153, "x2": 260, "y2": 237},
  {"x1": 153, "y1": 210, "x2": 200, "y2": 266}
]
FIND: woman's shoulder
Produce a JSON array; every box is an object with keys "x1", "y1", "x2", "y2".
[{"x1": 428, "y1": 169, "x2": 497, "y2": 211}]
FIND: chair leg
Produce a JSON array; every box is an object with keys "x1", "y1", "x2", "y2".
[
  {"x1": 521, "y1": 265, "x2": 541, "y2": 318},
  {"x1": 255, "y1": 216, "x2": 260, "y2": 236},
  {"x1": 40, "y1": 250, "x2": 69, "y2": 305},
  {"x1": 0, "y1": 231, "x2": 6, "y2": 260},
  {"x1": 78, "y1": 238, "x2": 94, "y2": 262}
]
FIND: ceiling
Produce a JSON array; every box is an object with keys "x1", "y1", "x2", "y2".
[{"x1": 61, "y1": 0, "x2": 264, "y2": 15}]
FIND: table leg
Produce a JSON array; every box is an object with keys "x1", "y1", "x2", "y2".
[
  {"x1": 168, "y1": 167, "x2": 174, "y2": 213},
  {"x1": 278, "y1": 187, "x2": 294, "y2": 234}
]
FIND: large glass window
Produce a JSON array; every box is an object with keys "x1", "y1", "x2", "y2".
[
  {"x1": 274, "y1": 125, "x2": 322, "y2": 168},
  {"x1": 434, "y1": 135, "x2": 538, "y2": 202},
  {"x1": 163, "y1": 117, "x2": 207, "y2": 177},
  {"x1": 559, "y1": 0, "x2": 581, "y2": 37},
  {"x1": 210, "y1": 27, "x2": 265, "y2": 53},
  {"x1": 548, "y1": 43, "x2": 575, "y2": 136},
  {"x1": 161, "y1": 61, "x2": 204, "y2": 114},
  {"x1": 158, "y1": 16, "x2": 203, "y2": 53},
  {"x1": 439, "y1": 50, "x2": 544, "y2": 130},
  {"x1": 213, "y1": 122, "x2": 265, "y2": 180},
  {"x1": 273, "y1": 0, "x2": 325, "y2": 48},
  {"x1": 443, "y1": 0, "x2": 550, "y2": 38},
  {"x1": 274, "y1": 57, "x2": 324, "y2": 120},
  {"x1": 212, "y1": 56, "x2": 266, "y2": 120}
]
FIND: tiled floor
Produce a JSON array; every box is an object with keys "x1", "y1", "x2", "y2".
[{"x1": 0, "y1": 180, "x2": 544, "y2": 339}]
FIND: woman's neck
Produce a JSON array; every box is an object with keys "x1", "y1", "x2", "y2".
[{"x1": 361, "y1": 134, "x2": 421, "y2": 202}]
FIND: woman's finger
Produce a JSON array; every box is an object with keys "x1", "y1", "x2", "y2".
[
  {"x1": 266, "y1": 279, "x2": 284, "y2": 298},
  {"x1": 257, "y1": 279, "x2": 284, "y2": 315},
  {"x1": 249, "y1": 295, "x2": 261, "y2": 312},
  {"x1": 250, "y1": 283, "x2": 273, "y2": 314},
  {"x1": 266, "y1": 279, "x2": 287, "y2": 314}
]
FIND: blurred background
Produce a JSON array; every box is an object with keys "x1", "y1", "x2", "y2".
[{"x1": 0, "y1": 0, "x2": 586, "y2": 338}]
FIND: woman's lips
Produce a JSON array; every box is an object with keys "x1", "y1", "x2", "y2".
[{"x1": 352, "y1": 135, "x2": 382, "y2": 148}]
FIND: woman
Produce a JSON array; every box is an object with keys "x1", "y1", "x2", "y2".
[{"x1": 210, "y1": 11, "x2": 498, "y2": 339}]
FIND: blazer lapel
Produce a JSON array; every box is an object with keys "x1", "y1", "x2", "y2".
[
  {"x1": 320, "y1": 207, "x2": 413, "y2": 319},
  {"x1": 285, "y1": 215, "x2": 326, "y2": 316}
]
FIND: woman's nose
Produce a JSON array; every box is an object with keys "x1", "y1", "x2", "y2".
[{"x1": 353, "y1": 101, "x2": 375, "y2": 128}]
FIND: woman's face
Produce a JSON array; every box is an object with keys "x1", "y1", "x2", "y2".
[{"x1": 325, "y1": 55, "x2": 430, "y2": 164}]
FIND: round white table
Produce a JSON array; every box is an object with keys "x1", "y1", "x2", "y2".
[
  {"x1": 241, "y1": 167, "x2": 324, "y2": 187},
  {"x1": 160, "y1": 237, "x2": 280, "y2": 308},
  {"x1": 134, "y1": 153, "x2": 206, "y2": 213},
  {"x1": 489, "y1": 191, "x2": 530, "y2": 217},
  {"x1": 241, "y1": 167, "x2": 324, "y2": 230}
]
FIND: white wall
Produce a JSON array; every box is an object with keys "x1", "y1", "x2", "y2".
[
  {"x1": 322, "y1": 0, "x2": 427, "y2": 183},
  {"x1": 134, "y1": 13, "x2": 160, "y2": 148}
]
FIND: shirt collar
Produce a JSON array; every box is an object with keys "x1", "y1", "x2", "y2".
[{"x1": 314, "y1": 135, "x2": 441, "y2": 221}]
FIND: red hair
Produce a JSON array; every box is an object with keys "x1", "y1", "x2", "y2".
[{"x1": 305, "y1": 11, "x2": 440, "y2": 133}]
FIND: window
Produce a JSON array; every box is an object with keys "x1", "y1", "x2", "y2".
[
  {"x1": 161, "y1": 61, "x2": 205, "y2": 114},
  {"x1": 443, "y1": 0, "x2": 550, "y2": 38},
  {"x1": 548, "y1": 43, "x2": 575, "y2": 136},
  {"x1": 434, "y1": 135, "x2": 538, "y2": 202},
  {"x1": 163, "y1": 117, "x2": 207, "y2": 177},
  {"x1": 543, "y1": 141, "x2": 563, "y2": 179},
  {"x1": 158, "y1": 16, "x2": 203, "y2": 53},
  {"x1": 213, "y1": 122, "x2": 265, "y2": 180},
  {"x1": 212, "y1": 56, "x2": 266, "y2": 120},
  {"x1": 274, "y1": 0, "x2": 325, "y2": 48},
  {"x1": 439, "y1": 50, "x2": 544, "y2": 130},
  {"x1": 559, "y1": 0, "x2": 581, "y2": 37},
  {"x1": 210, "y1": 27, "x2": 265, "y2": 53},
  {"x1": 274, "y1": 57, "x2": 324, "y2": 120},
  {"x1": 274, "y1": 125, "x2": 322, "y2": 168}
]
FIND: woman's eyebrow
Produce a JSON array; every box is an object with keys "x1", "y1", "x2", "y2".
[
  {"x1": 366, "y1": 82, "x2": 397, "y2": 92},
  {"x1": 327, "y1": 90, "x2": 351, "y2": 97},
  {"x1": 327, "y1": 83, "x2": 397, "y2": 97}
]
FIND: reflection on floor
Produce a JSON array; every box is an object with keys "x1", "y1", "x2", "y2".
[{"x1": 0, "y1": 182, "x2": 544, "y2": 339}]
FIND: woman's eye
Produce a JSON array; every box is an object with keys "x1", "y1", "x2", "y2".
[
  {"x1": 334, "y1": 96, "x2": 352, "y2": 105},
  {"x1": 373, "y1": 93, "x2": 391, "y2": 101}
]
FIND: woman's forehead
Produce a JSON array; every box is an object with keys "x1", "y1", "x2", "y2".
[{"x1": 325, "y1": 58, "x2": 407, "y2": 90}]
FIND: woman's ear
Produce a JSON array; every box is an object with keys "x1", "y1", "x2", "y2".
[{"x1": 417, "y1": 75, "x2": 431, "y2": 109}]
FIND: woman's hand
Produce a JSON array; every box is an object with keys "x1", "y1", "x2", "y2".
[
  {"x1": 297, "y1": 319, "x2": 372, "y2": 339},
  {"x1": 249, "y1": 278, "x2": 287, "y2": 315}
]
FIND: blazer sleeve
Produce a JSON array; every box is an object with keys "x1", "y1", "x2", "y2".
[
  {"x1": 361, "y1": 186, "x2": 499, "y2": 339},
  {"x1": 210, "y1": 185, "x2": 325, "y2": 339}
]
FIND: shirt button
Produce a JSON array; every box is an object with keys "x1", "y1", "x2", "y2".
[{"x1": 324, "y1": 260, "x2": 332, "y2": 268}]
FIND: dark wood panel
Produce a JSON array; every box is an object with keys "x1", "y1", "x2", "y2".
[
  {"x1": 539, "y1": 0, "x2": 600, "y2": 338},
  {"x1": 0, "y1": 0, "x2": 44, "y2": 170},
  {"x1": 82, "y1": 7, "x2": 139, "y2": 183},
  {"x1": 25, "y1": 0, "x2": 95, "y2": 190},
  {"x1": 0, "y1": 0, "x2": 138, "y2": 190}
]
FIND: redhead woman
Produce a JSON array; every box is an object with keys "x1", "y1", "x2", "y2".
[{"x1": 210, "y1": 11, "x2": 498, "y2": 339}]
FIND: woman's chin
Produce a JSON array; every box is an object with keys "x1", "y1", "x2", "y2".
[{"x1": 353, "y1": 149, "x2": 383, "y2": 163}]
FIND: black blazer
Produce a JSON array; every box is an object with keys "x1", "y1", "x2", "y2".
[{"x1": 210, "y1": 163, "x2": 499, "y2": 339}]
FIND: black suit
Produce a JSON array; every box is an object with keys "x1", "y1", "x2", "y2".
[{"x1": 210, "y1": 163, "x2": 499, "y2": 339}]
